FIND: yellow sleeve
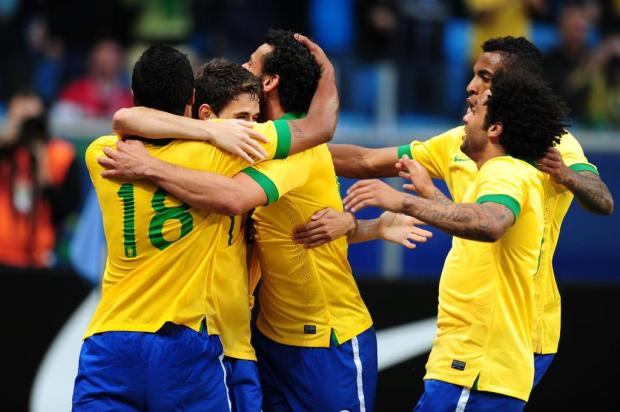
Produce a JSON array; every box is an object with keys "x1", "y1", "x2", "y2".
[
  {"x1": 474, "y1": 157, "x2": 527, "y2": 221},
  {"x1": 240, "y1": 156, "x2": 309, "y2": 205},
  {"x1": 557, "y1": 132, "x2": 599, "y2": 175},
  {"x1": 396, "y1": 127, "x2": 464, "y2": 180},
  {"x1": 252, "y1": 120, "x2": 292, "y2": 160},
  {"x1": 204, "y1": 119, "x2": 292, "y2": 161}
]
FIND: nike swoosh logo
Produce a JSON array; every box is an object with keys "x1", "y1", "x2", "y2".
[
  {"x1": 377, "y1": 318, "x2": 436, "y2": 371},
  {"x1": 31, "y1": 291, "x2": 437, "y2": 411},
  {"x1": 453, "y1": 156, "x2": 471, "y2": 162}
]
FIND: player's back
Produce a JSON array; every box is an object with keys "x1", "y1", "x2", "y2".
[
  {"x1": 85, "y1": 136, "x2": 245, "y2": 338},
  {"x1": 250, "y1": 144, "x2": 372, "y2": 348}
]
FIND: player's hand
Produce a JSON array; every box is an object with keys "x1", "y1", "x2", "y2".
[
  {"x1": 343, "y1": 179, "x2": 403, "y2": 212},
  {"x1": 396, "y1": 155, "x2": 435, "y2": 198},
  {"x1": 294, "y1": 33, "x2": 335, "y2": 76},
  {"x1": 377, "y1": 211, "x2": 433, "y2": 249},
  {"x1": 206, "y1": 119, "x2": 269, "y2": 164},
  {"x1": 292, "y1": 208, "x2": 356, "y2": 248},
  {"x1": 537, "y1": 148, "x2": 572, "y2": 186},
  {"x1": 98, "y1": 139, "x2": 153, "y2": 180}
]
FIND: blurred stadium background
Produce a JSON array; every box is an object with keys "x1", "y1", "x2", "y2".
[{"x1": 1, "y1": 0, "x2": 618, "y2": 411}]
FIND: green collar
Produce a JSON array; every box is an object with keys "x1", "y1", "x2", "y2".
[{"x1": 278, "y1": 112, "x2": 306, "y2": 120}]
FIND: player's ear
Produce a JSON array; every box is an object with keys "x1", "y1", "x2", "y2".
[
  {"x1": 488, "y1": 122, "x2": 503, "y2": 144},
  {"x1": 199, "y1": 104, "x2": 216, "y2": 120},
  {"x1": 262, "y1": 74, "x2": 280, "y2": 93}
]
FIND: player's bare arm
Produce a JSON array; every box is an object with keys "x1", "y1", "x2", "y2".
[
  {"x1": 328, "y1": 144, "x2": 400, "y2": 178},
  {"x1": 538, "y1": 148, "x2": 614, "y2": 215},
  {"x1": 286, "y1": 34, "x2": 339, "y2": 154},
  {"x1": 98, "y1": 139, "x2": 266, "y2": 215},
  {"x1": 344, "y1": 157, "x2": 513, "y2": 242},
  {"x1": 292, "y1": 208, "x2": 431, "y2": 248},
  {"x1": 112, "y1": 107, "x2": 269, "y2": 164}
]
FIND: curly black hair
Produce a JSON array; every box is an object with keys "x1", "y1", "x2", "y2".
[
  {"x1": 485, "y1": 70, "x2": 568, "y2": 160},
  {"x1": 132, "y1": 45, "x2": 194, "y2": 116},
  {"x1": 193, "y1": 58, "x2": 262, "y2": 119},
  {"x1": 482, "y1": 36, "x2": 543, "y2": 75},
  {"x1": 262, "y1": 29, "x2": 321, "y2": 113}
]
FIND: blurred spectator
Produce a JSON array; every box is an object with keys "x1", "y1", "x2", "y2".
[
  {"x1": 585, "y1": 36, "x2": 620, "y2": 129},
  {"x1": 466, "y1": 0, "x2": 546, "y2": 63},
  {"x1": 395, "y1": 0, "x2": 450, "y2": 115},
  {"x1": 599, "y1": 0, "x2": 620, "y2": 36},
  {"x1": 543, "y1": 1, "x2": 596, "y2": 121},
  {"x1": 0, "y1": 0, "x2": 32, "y2": 102},
  {"x1": 51, "y1": 40, "x2": 132, "y2": 120},
  {"x1": 0, "y1": 92, "x2": 81, "y2": 269}
]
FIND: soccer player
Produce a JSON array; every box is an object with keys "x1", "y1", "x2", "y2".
[
  {"x1": 73, "y1": 41, "x2": 338, "y2": 411},
  {"x1": 100, "y1": 31, "x2": 382, "y2": 412},
  {"x1": 344, "y1": 68, "x2": 568, "y2": 410},
  {"x1": 307, "y1": 36, "x2": 614, "y2": 388}
]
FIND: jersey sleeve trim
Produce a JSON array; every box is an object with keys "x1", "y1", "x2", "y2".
[
  {"x1": 273, "y1": 120, "x2": 292, "y2": 159},
  {"x1": 241, "y1": 167, "x2": 280, "y2": 205},
  {"x1": 568, "y1": 162, "x2": 599, "y2": 176},
  {"x1": 397, "y1": 144, "x2": 413, "y2": 159},
  {"x1": 476, "y1": 194, "x2": 521, "y2": 220}
]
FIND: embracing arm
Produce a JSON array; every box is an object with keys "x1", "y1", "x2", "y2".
[
  {"x1": 142, "y1": 160, "x2": 265, "y2": 215},
  {"x1": 343, "y1": 157, "x2": 514, "y2": 242},
  {"x1": 563, "y1": 171, "x2": 614, "y2": 215},
  {"x1": 328, "y1": 144, "x2": 399, "y2": 178},
  {"x1": 99, "y1": 140, "x2": 266, "y2": 215},
  {"x1": 399, "y1": 187, "x2": 513, "y2": 242},
  {"x1": 286, "y1": 34, "x2": 339, "y2": 154},
  {"x1": 538, "y1": 148, "x2": 614, "y2": 215},
  {"x1": 112, "y1": 108, "x2": 269, "y2": 163}
]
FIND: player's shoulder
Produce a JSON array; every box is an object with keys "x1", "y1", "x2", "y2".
[
  {"x1": 555, "y1": 130, "x2": 584, "y2": 156},
  {"x1": 85, "y1": 135, "x2": 118, "y2": 162},
  {"x1": 483, "y1": 155, "x2": 539, "y2": 178}
]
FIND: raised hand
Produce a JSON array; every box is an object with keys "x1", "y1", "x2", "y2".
[
  {"x1": 343, "y1": 179, "x2": 403, "y2": 213},
  {"x1": 377, "y1": 211, "x2": 432, "y2": 249},
  {"x1": 292, "y1": 208, "x2": 356, "y2": 248},
  {"x1": 98, "y1": 139, "x2": 154, "y2": 180},
  {"x1": 206, "y1": 119, "x2": 269, "y2": 164},
  {"x1": 396, "y1": 155, "x2": 435, "y2": 198}
]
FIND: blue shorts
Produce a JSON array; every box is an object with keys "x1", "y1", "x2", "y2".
[
  {"x1": 254, "y1": 327, "x2": 377, "y2": 412},
  {"x1": 533, "y1": 353, "x2": 555, "y2": 388},
  {"x1": 73, "y1": 322, "x2": 231, "y2": 411},
  {"x1": 413, "y1": 379, "x2": 526, "y2": 412},
  {"x1": 224, "y1": 357, "x2": 262, "y2": 412}
]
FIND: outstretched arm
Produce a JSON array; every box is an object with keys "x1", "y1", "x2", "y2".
[
  {"x1": 328, "y1": 144, "x2": 400, "y2": 178},
  {"x1": 99, "y1": 140, "x2": 266, "y2": 215},
  {"x1": 538, "y1": 148, "x2": 614, "y2": 215},
  {"x1": 292, "y1": 208, "x2": 431, "y2": 248},
  {"x1": 112, "y1": 109, "x2": 269, "y2": 164},
  {"x1": 343, "y1": 157, "x2": 514, "y2": 242}
]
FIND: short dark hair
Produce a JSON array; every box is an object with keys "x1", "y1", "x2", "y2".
[
  {"x1": 262, "y1": 29, "x2": 321, "y2": 113},
  {"x1": 132, "y1": 45, "x2": 194, "y2": 116},
  {"x1": 192, "y1": 58, "x2": 262, "y2": 119},
  {"x1": 482, "y1": 36, "x2": 543, "y2": 74},
  {"x1": 485, "y1": 70, "x2": 568, "y2": 160}
]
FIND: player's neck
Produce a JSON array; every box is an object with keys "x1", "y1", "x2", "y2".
[
  {"x1": 263, "y1": 92, "x2": 286, "y2": 121},
  {"x1": 474, "y1": 145, "x2": 505, "y2": 169}
]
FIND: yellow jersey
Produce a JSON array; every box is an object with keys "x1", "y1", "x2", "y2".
[
  {"x1": 244, "y1": 141, "x2": 373, "y2": 348},
  {"x1": 398, "y1": 129, "x2": 597, "y2": 355},
  {"x1": 84, "y1": 119, "x2": 291, "y2": 339},
  {"x1": 425, "y1": 156, "x2": 544, "y2": 402}
]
